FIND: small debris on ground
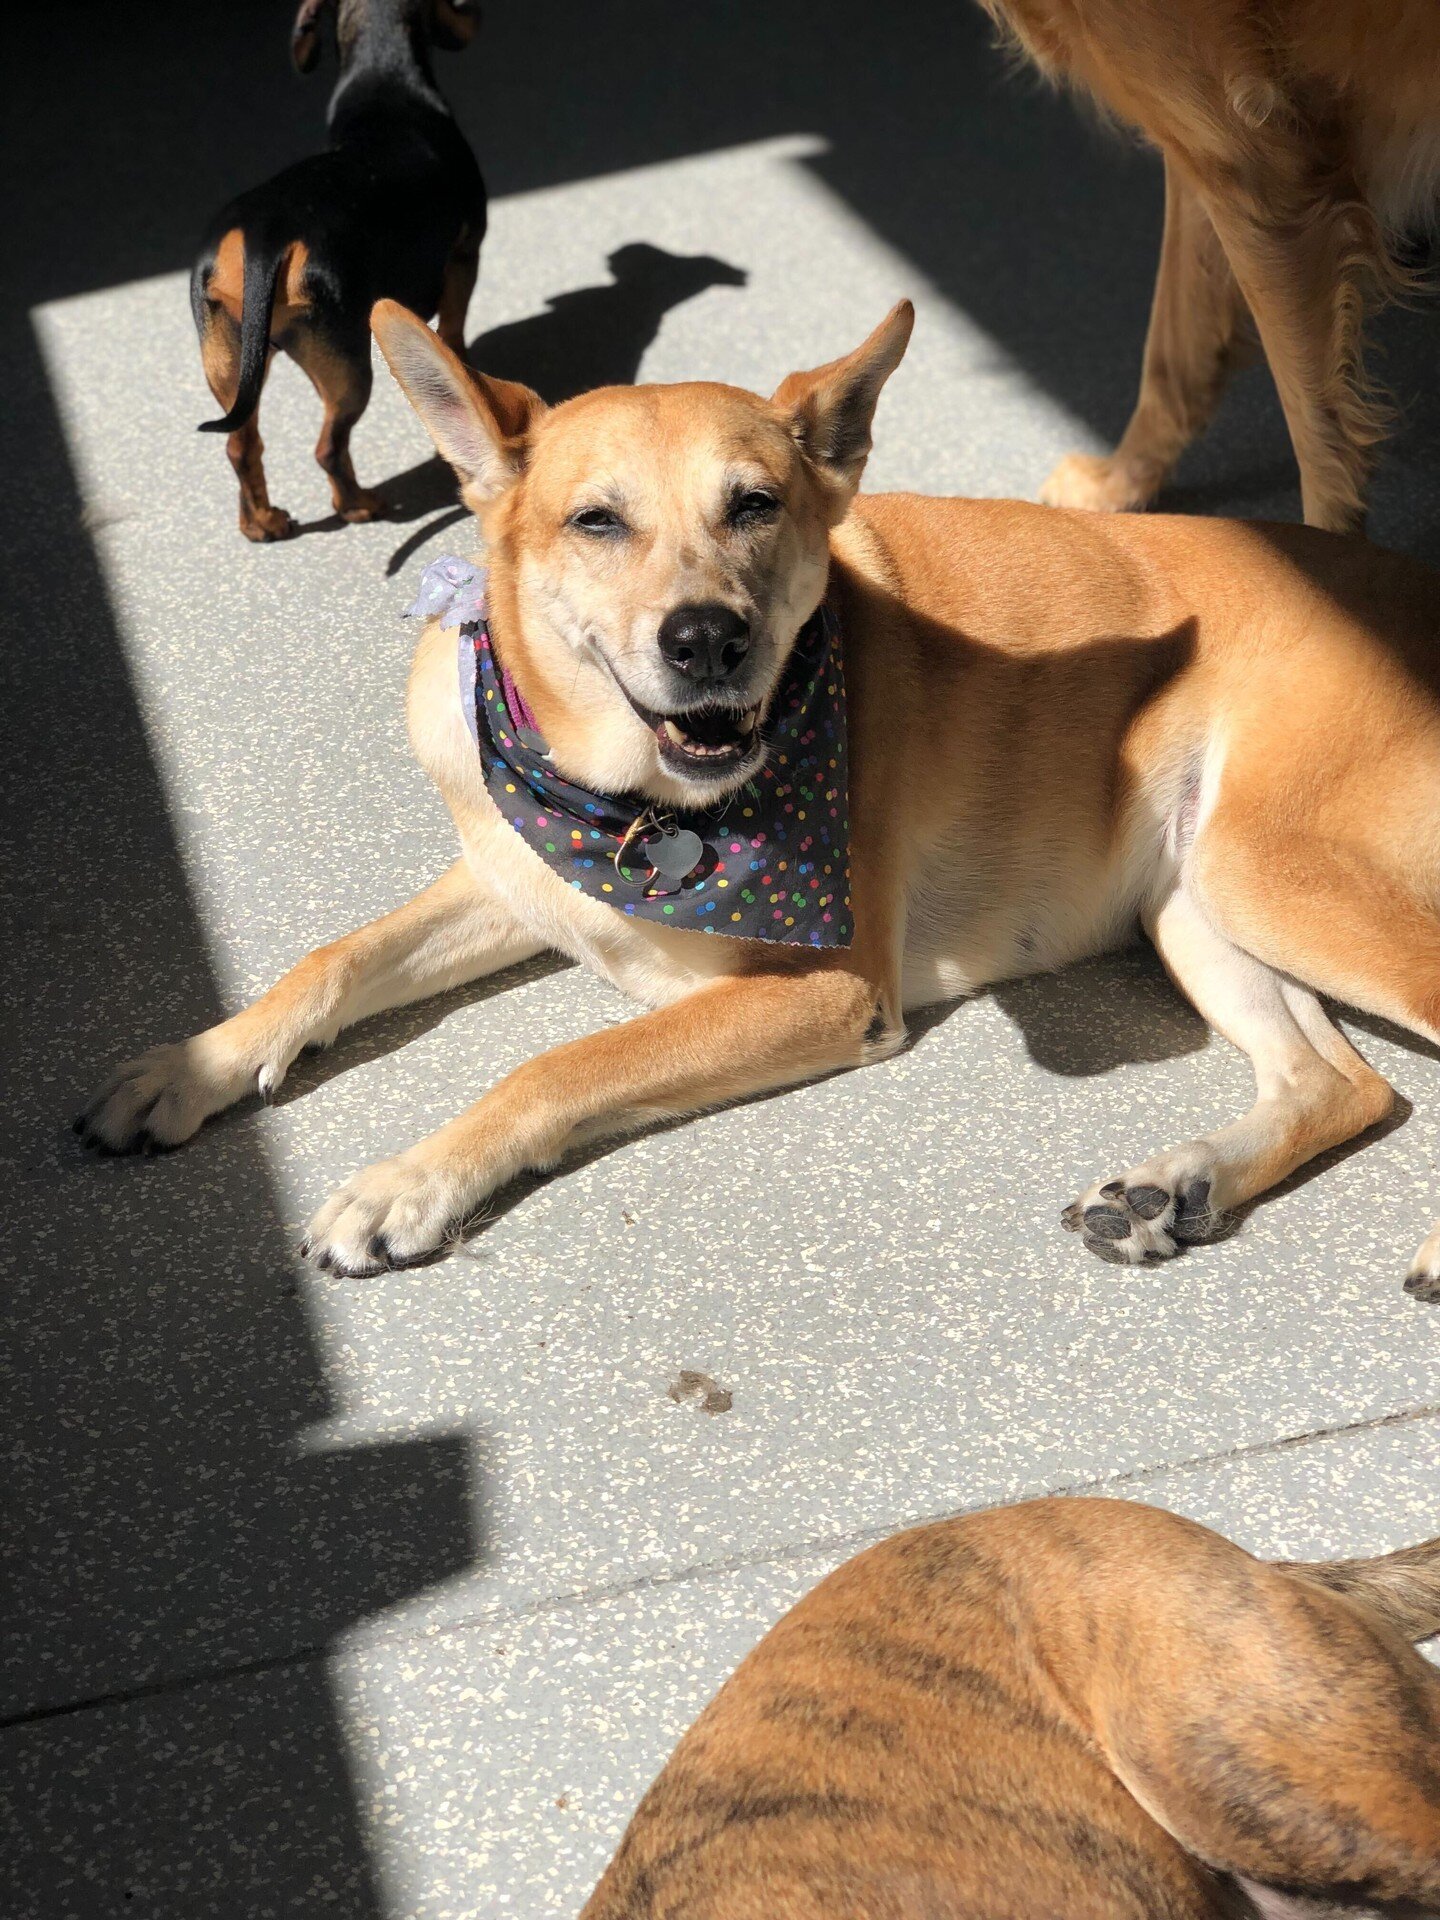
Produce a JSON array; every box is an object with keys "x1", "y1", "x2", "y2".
[{"x1": 667, "y1": 1370, "x2": 733, "y2": 1415}]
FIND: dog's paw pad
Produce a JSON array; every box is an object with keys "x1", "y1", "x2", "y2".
[
  {"x1": 1082, "y1": 1204, "x2": 1133, "y2": 1242},
  {"x1": 1125, "y1": 1183, "x2": 1171, "y2": 1221},
  {"x1": 1066, "y1": 1164, "x2": 1229, "y2": 1268}
]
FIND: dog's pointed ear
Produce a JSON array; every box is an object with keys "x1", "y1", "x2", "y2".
[
  {"x1": 371, "y1": 300, "x2": 547, "y2": 504},
  {"x1": 291, "y1": 0, "x2": 332, "y2": 73},
  {"x1": 429, "y1": 0, "x2": 480, "y2": 52},
  {"x1": 772, "y1": 301, "x2": 914, "y2": 494}
]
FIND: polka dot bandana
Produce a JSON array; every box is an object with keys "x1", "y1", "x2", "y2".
[{"x1": 407, "y1": 556, "x2": 852, "y2": 947}]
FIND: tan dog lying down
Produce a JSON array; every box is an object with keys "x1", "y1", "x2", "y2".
[
  {"x1": 579, "y1": 1497, "x2": 1440, "y2": 1919},
  {"x1": 78, "y1": 302, "x2": 1440, "y2": 1298}
]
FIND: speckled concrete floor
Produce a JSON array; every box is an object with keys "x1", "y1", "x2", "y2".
[{"x1": 4, "y1": 5, "x2": 1439, "y2": 1917}]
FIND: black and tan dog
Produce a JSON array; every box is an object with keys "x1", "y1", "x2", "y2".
[
  {"x1": 192, "y1": 0, "x2": 485, "y2": 541},
  {"x1": 582, "y1": 1497, "x2": 1440, "y2": 1919}
]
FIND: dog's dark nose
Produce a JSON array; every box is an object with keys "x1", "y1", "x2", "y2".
[{"x1": 657, "y1": 604, "x2": 751, "y2": 683}]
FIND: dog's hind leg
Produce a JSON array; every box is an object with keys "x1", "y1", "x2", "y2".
[
  {"x1": 1199, "y1": 176, "x2": 1390, "y2": 534},
  {"x1": 1043, "y1": 159, "x2": 1251, "y2": 515},
  {"x1": 75, "y1": 860, "x2": 543, "y2": 1154},
  {"x1": 226, "y1": 417, "x2": 297, "y2": 543},
  {"x1": 436, "y1": 227, "x2": 481, "y2": 357},
  {"x1": 1064, "y1": 882, "x2": 1395, "y2": 1266},
  {"x1": 290, "y1": 330, "x2": 386, "y2": 523},
  {"x1": 199, "y1": 303, "x2": 295, "y2": 542},
  {"x1": 1179, "y1": 816, "x2": 1440, "y2": 1299},
  {"x1": 1081, "y1": 1529, "x2": 1440, "y2": 1913}
]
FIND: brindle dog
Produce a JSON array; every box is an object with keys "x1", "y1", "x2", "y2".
[{"x1": 583, "y1": 1498, "x2": 1440, "y2": 1919}]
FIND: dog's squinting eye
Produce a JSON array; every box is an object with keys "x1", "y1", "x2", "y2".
[
  {"x1": 729, "y1": 490, "x2": 780, "y2": 526},
  {"x1": 569, "y1": 506, "x2": 627, "y2": 537}
]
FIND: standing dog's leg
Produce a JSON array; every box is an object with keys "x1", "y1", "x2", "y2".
[
  {"x1": 1042, "y1": 159, "x2": 1251, "y2": 515},
  {"x1": 76, "y1": 861, "x2": 542, "y2": 1153},
  {"x1": 225, "y1": 416, "x2": 298, "y2": 543},
  {"x1": 290, "y1": 331, "x2": 386, "y2": 523},
  {"x1": 435, "y1": 227, "x2": 481, "y2": 357},
  {"x1": 1064, "y1": 884, "x2": 1394, "y2": 1264},
  {"x1": 303, "y1": 967, "x2": 883, "y2": 1275},
  {"x1": 198, "y1": 303, "x2": 295, "y2": 543},
  {"x1": 1199, "y1": 182, "x2": 1387, "y2": 534}
]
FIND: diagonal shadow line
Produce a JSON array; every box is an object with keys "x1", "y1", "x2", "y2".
[{"x1": 0, "y1": 319, "x2": 478, "y2": 1910}]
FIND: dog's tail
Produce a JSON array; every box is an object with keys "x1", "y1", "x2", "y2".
[
  {"x1": 1279, "y1": 1535, "x2": 1440, "y2": 1641},
  {"x1": 197, "y1": 231, "x2": 283, "y2": 435}
]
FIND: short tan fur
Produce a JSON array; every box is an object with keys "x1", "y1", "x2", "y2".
[{"x1": 77, "y1": 303, "x2": 1440, "y2": 1299}]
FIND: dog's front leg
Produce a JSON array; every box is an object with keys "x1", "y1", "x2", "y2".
[
  {"x1": 77, "y1": 859, "x2": 543, "y2": 1152},
  {"x1": 303, "y1": 965, "x2": 883, "y2": 1275}
]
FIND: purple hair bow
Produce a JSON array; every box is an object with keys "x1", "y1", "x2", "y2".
[{"x1": 404, "y1": 555, "x2": 488, "y2": 631}]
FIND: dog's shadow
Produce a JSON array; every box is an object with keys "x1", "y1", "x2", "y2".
[
  {"x1": 379, "y1": 241, "x2": 748, "y2": 574},
  {"x1": 437, "y1": 966, "x2": 1433, "y2": 1259}
]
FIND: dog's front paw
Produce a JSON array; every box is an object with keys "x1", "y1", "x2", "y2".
[
  {"x1": 1062, "y1": 1165, "x2": 1225, "y2": 1267},
  {"x1": 1039, "y1": 451, "x2": 1161, "y2": 514},
  {"x1": 73, "y1": 1036, "x2": 262, "y2": 1154},
  {"x1": 303, "y1": 1154, "x2": 473, "y2": 1277}
]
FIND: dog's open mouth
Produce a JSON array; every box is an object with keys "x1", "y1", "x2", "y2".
[{"x1": 652, "y1": 704, "x2": 761, "y2": 773}]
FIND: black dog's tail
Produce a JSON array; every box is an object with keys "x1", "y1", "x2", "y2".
[{"x1": 197, "y1": 233, "x2": 283, "y2": 435}]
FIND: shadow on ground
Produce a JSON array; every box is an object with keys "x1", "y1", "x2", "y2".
[
  {"x1": 381, "y1": 241, "x2": 749, "y2": 571},
  {"x1": 2, "y1": 15, "x2": 479, "y2": 1899}
]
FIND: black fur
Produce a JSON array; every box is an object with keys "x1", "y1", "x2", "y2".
[{"x1": 191, "y1": 0, "x2": 485, "y2": 436}]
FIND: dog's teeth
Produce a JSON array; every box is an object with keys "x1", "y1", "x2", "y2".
[
  {"x1": 743, "y1": 707, "x2": 758, "y2": 727},
  {"x1": 662, "y1": 720, "x2": 686, "y2": 745}
]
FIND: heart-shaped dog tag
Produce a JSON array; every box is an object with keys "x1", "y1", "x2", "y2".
[{"x1": 647, "y1": 828, "x2": 704, "y2": 883}]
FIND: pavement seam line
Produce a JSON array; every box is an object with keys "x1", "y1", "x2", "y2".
[{"x1": 5, "y1": 1396, "x2": 1437, "y2": 1732}]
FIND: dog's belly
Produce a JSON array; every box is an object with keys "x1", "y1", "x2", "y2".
[{"x1": 899, "y1": 845, "x2": 1145, "y2": 1010}]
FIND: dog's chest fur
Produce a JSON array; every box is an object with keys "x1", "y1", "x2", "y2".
[
  {"x1": 406, "y1": 583, "x2": 1190, "y2": 1019},
  {"x1": 407, "y1": 617, "x2": 741, "y2": 1007}
]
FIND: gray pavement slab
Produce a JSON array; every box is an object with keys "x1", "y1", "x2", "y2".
[
  {"x1": 4, "y1": 1417, "x2": 1435, "y2": 1920},
  {"x1": 5, "y1": 2, "x2": 1440, "y2": 1915}
]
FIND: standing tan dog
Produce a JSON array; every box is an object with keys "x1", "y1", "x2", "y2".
[
  {"x1": 580, "y1": 1497, "x2": 1440, "y2": 1919},
  {"x1": 978, "y1": 0, "x2": 1440, "y2": 532},
  {"x1": 76, "y1": 302, "x2": 1440, "y2": 1299}
]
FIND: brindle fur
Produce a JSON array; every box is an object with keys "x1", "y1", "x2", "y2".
[{"x1": 582, "y1": 1499, "x2": 1440, "y2": 1919}]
